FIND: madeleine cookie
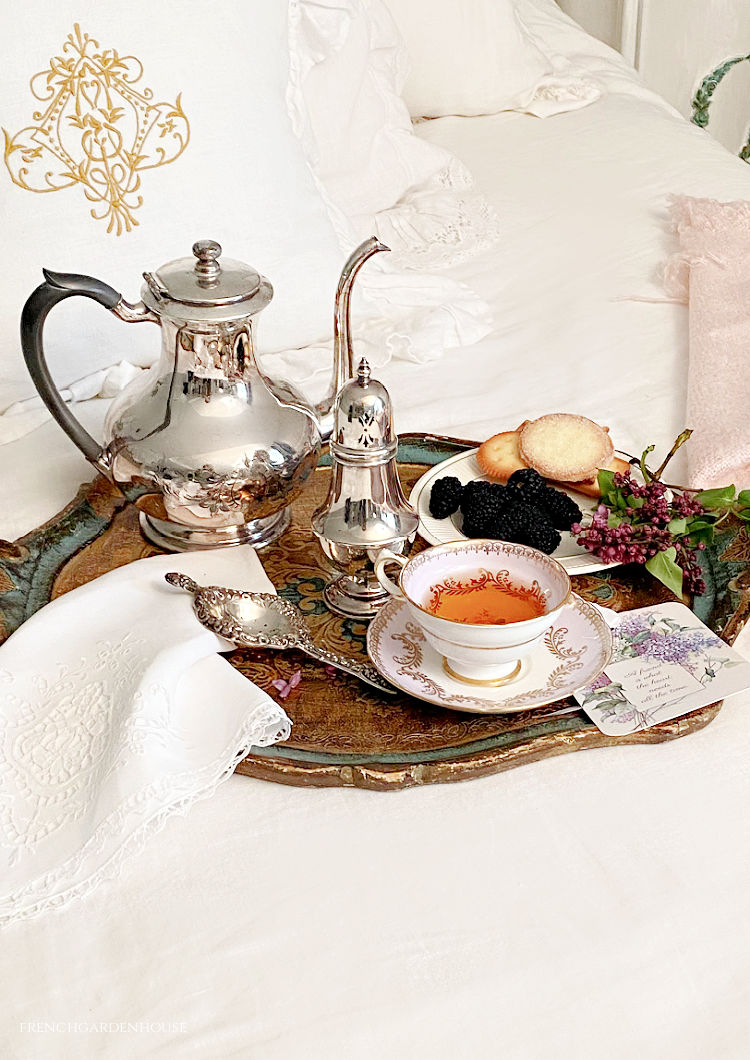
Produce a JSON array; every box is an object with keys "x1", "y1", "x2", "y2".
[
  {"x1": 476, "y1": 429, "x2": 528, "y2": 481},
  {"x1": 518, "y1": 414, "x2": 614, "y2": 483}
]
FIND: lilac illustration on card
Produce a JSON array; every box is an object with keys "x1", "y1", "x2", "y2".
[{"x1": 575, "y1": 603, "x2": 750, "y2": 736}]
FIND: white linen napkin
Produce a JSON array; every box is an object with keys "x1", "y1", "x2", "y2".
[{"x1": 0, "y1": 548, "x2": 291, "y2": 926}]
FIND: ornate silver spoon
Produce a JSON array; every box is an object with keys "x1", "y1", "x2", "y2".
[{"x1": 165, "y1": 573, "x2": 396, "y2": 695}]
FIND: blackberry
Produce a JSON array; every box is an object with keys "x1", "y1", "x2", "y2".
[
  {"x1": 537, "y1": 487, "x2": 582, "y2": 531},
  {"x1": 461, "y1": 504, "x2": 507, "y2": 539},
  {"x1": 461, "y1": 479, "x2": 494, "y2": 513},
  {"x1": 462, "y1": 517, "x2": 489, "y2": 539},
  {"x1": 459, "y1": 481, "x2": 511, "y2": 538},
  {"x1": 493, "y1": 501, "x2": 560, "y2": 552},
  {"x1": 506, "y1": 467, "x2": 546, "y2": 501},
  {"x1": 522, "y1": 521, "x2": 562, "y2": 555},
  {"x1": 503, "y1": 501, "x2": 550, "y2": 536},
  {"x1": 460, "y1": 481, "x2": 510, "y2": 515},
  {"x1": 428, "y1": 476, "x2": 463, "y2": 519}
]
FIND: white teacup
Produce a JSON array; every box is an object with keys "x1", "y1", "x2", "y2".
[{"x1": 374, "y1": 540, "x2": 571, "y2": 686}]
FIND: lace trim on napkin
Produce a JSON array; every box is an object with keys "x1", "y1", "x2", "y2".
[
  {"x1": 0, "y1": 684, "x2": 289, "y2": 926},
  {"x1": 0, "y1": 554, "x2": 291, "y2": 930}
]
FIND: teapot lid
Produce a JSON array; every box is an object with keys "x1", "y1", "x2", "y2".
[{"x1": 141, "y1": 240, "x2": 273, "y2": 322}]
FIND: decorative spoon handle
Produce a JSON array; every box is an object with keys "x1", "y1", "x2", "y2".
[
  {"x1": 299, "y1": 641, "x2": 396, "y2": 695},
  {"x1": 165, "y1": 572, "x2": 201, "y2": 594}
]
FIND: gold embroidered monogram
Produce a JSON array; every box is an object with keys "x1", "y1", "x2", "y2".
[{"x1": 3, "y1": 23, "x2": 189, "y2": 234}]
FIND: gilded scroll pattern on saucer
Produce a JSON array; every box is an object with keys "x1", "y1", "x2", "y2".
[
  {"x1": 386, "y1": 621, "x2": 586, "y2": 711},
  {"x1": 367, "y1": 596, "x2": 612, "y2": 714},
  {"x1": 3, "y1": 23, "x2": 190, "y2": 234}
]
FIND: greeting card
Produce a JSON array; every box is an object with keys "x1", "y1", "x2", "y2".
[{"x1": 574, "y1": 603, "x2": 750, "y2": 736}]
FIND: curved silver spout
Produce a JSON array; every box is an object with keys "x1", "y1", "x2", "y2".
[{"x1": 316, "y1": 236, "x2": 390, "y2": 441}]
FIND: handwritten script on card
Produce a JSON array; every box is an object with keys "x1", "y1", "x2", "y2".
[{"x1": 604, "y1": 657, "x2": 703, "y2": 711}]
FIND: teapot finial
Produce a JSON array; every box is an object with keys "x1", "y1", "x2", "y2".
[
  {"x1": 192, "y1": 240, "x2": 222, "y2": 284},
  {"x1": 316, "y1": 237, "x2": 389, "y2": 441}
]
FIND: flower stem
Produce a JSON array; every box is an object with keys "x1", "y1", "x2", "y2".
[{"x1": 654, "y1": 428, "x2": 693, "y2": 479}]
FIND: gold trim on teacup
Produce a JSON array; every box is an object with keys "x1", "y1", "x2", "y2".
[
  {"x1": 442, "y1": 657, "x2": 523, "y2": 687},
  {"x1": 396, "y1": 539, "x2": 572, "y2": 628}
]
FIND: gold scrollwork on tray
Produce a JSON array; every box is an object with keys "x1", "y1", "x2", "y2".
[{"x1": 3, "y1": 23, "x2": 190, "y2": 234}]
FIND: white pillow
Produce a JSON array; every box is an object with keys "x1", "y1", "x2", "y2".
[
  {"x1": 380, "y1": 0, "x2": 553, "y2": 118},
  {"x1": 0, "y1": 1, "x2": 346, "y2": 409},
  {"x1": 284, "y1": 0, "x2": 496, "y2": 375},
  {"x1": 290, "y1": 0, "x2": 453, "y2": 229}
]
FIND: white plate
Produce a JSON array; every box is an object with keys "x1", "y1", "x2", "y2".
[
  {"x1": 409, "y1": 448, "x2": 616, "y2": 576},
  {"x1": 367, "y1": 594, "x2": 612, "y2": 715}
]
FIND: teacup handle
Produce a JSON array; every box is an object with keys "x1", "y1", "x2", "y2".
[{"x1": 373, "y1": 550, "x2": 407, "y2": 599}]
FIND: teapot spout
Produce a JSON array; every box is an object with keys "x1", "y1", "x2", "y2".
[{"x1": 316, "y1": 236, "x2": 390, "y2": 441}]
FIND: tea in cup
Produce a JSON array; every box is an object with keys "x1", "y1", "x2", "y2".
[{"x1": 373, "y1": 540, "x2": 571, "y2": 685}]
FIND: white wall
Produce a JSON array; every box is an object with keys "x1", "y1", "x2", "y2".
[
  {"x1": 557, "y1": 0, "x2": 620, "y2": 49},
  {"x1": 557, "y1": 0, "x2": 750, "y2": 157},
  {"x1": 639, "y1": 0, "x2": 750, "y2": 155}
]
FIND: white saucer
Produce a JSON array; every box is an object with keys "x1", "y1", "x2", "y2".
[
  {"x1": 409, "y1": 449, "x2": 616, "y2": 576},
  {"x1": 367, "y1": 594, "x2": 612, "y2": 715}
]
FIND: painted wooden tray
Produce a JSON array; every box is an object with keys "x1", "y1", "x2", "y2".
[{"x1": 2, "y1": 434, "x2": 749, "y2": 792}]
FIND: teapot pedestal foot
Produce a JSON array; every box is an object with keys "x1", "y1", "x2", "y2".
[
  {"x1": 323, "y1": 573, "x2": 390, "y2": 619},
  {"x1": 139, "y1": 507, "x2": 291, "y2": 552}
]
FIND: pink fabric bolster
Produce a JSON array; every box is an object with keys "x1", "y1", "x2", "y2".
[{"x1": 665, "y1": 196, "x2": 750, "y2": 489}]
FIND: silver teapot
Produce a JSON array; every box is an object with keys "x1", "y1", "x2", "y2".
[{"x1": 21, "y1": 237, "x2": 387, "y2": 550}]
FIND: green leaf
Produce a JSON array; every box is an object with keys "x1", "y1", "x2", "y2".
[
  {"x1": 627, "y1": 495, "x2": 645, "y2": 509},
  {"x1": 597, "y1": 468, "x2": 616, "y2": 500},
  {"x1": 645, "y1": 547, "x2": 684, "y2": 598},
  {"x1": 686, "y1": 517, "x2": 717, "y2": 544},
  {"x1": 737, "y1": 489, "x2": 750, "y2": 508},
  {"x1": 737, "y1": 510, "x2": 750, "y2": 523},
  {"x1": 667, "y1": 517, "x2": 687, "y2": 535},
  {"x1": 687, "y1": 526, "x2": 715, "y2": 546},
  {"x1": 696, "y1": 485, "x2": 736, "y2": 509}
]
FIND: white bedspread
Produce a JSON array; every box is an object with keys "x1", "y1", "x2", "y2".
[{"x1": 3, "y1": 74, "x2": 750, "y2": 1059}]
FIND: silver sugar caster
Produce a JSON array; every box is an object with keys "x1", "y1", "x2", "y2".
[
  {"x1": 311, "y1": 357, "x2": 418, "y2": 618},
  {"x1": 21, "y1": 237, "x2": 388, "y2": 551}
]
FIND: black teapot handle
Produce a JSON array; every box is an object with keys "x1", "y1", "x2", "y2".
[{"x1": 20, "y1": 269, "x2": 123, "y2": 469}]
